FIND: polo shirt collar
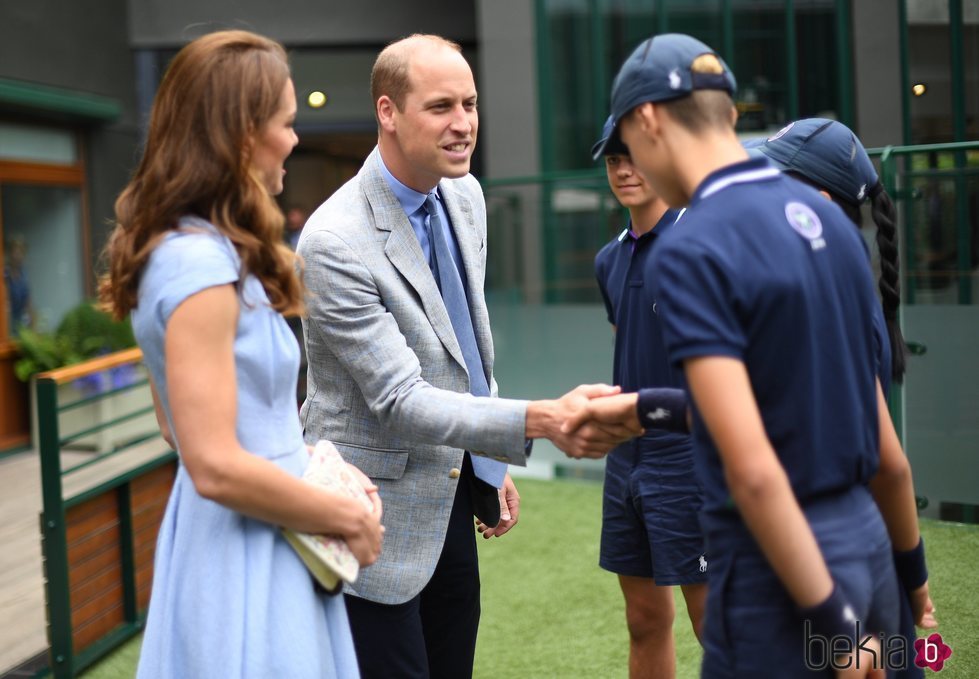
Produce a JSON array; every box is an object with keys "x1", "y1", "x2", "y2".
[
  {"x1": 617, "y1": 208, "x2": 681, "y2": 245},
  {"x1": 691, "y1": 157, "x2": 779, "y2": 206}
]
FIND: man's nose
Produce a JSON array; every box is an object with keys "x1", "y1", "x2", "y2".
[{"x1": 449, "y1": 105, "x2": 473, "y2": 133}]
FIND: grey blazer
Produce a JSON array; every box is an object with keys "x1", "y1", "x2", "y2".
[{"x1": 298, "y1": 147, "x2": 529, "y2": 604}]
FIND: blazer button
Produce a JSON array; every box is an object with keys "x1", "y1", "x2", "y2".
[{"x1": 449, "y1": 468, "x2": 461, "y2": 479}]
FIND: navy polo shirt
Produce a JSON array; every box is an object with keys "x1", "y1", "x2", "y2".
[
  {"x1": 649, "y1": 158, "x2": 881, "y2": 524},
  {"x1": 595, "y1": 208, "x2": 686, "y2": 449}
]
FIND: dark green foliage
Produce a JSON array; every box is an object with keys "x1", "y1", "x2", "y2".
[{"x1": 13, "y1": 302, "x2": 135, "y2": 381}]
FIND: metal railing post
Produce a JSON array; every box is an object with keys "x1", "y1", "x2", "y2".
[
  {"x1": 949, "y1": 0, "x2": 971, "y2": 304},
  {"x1": 37, "y1": 376, "x2": 74, "y2": 678},
  {"x1": 785, "y1": 0, "x2": 799, "y2": 122},
  {"x1": 878, "y1": 146, "x2": 905, "y2": 440}
]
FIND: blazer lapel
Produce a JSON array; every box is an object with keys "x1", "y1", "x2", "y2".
[{"x1": 361, "y1": 150, "x2": 466, "y2": 371}]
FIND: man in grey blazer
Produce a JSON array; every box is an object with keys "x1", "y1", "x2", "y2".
[{"x1": 299, "y1": 34, "x2": 638, "y2": 678}]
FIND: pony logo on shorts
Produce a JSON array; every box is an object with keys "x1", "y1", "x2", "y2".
[
  {"x1": 785, "y1": 201, "x2": 826, "y2": 251},
  {"x1": 698, "y1": 555, "x2": 707, "y2": 573}
]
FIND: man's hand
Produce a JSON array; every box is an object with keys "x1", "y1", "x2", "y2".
[
  {"x1": 476, "y1": 474, "x2": 520, "y2": 538},
  {"x1": 561, "y1": 391, "x2": 642, "y2": 437},
  {"x1": 548, "y1": 385, "x2": 643, "y2": 458},
  {"x1": 527, "y1": 384, "x2": 640, "y2": 459}
]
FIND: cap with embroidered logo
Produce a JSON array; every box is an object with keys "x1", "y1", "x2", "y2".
[
  {"x1": 754, "y1": 118, "x2": 879, "y2": 206},
  {"x1": 593, "y1": 33, "x2": 737, "y2": 160},
  {"x1": 591, "y1": 115, "x2": 629, "y2": 159}
]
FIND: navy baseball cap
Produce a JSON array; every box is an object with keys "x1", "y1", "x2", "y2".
[
  {"x1": 755, "y1": 118, "x2": 879, "y2": 205},
  {"x1": 593, "y1": 33, "x2": 737, "y2": 159},
  {"x1": 591, "y1": 115, "x2": 629, "y2": 159},
  {"x1": 741, "y1": 136, "x2": 767, "y2": 159}
]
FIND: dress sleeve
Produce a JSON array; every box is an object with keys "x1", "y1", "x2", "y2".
[{"x1": 142, "y1": 231, "x2": 240, "y2": 326}]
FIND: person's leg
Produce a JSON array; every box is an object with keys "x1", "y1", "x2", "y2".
[
  {"x1": 343, "y1": 594, "x2": 429, "y2": 679},
  {"x1": 679, "y1": 582, "x2": 707, "y2": 643},
  {"x1": 636, "y1": 440, "x2": 709, "y2": 649},
  {"x1": 619, "y1": 575, "x2": 678, "y2": 679},
  {"x1": 419, "y1": 455, "x2": 481, "y2": 679},
  {"x1": 601, "y1": 451, "x2": 670, "y2": 677}
]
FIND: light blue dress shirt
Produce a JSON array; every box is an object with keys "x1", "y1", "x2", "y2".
[{"x1": 378, "y1": 158, "x2": 467, "y2": 285}]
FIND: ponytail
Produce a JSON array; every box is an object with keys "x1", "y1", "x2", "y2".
[{"x1": 869, "y1": 183, "x2": 909, "y2": 384}]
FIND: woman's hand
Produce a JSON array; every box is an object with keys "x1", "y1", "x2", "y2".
[
  {"x1": 341, "y1": 463, "x2": 384, "y2": 566},
  {"x1": 342, "y1": 496, "x2": 384, "y2": 567}
]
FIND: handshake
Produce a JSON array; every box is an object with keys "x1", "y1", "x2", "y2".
[{"x1": 525, "y1": 385, "x2": 645, "y2": 459}]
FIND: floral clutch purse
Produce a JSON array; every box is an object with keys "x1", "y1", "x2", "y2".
[{"x1": 281, "y1": 440, "x2": 373, "y2": 594}]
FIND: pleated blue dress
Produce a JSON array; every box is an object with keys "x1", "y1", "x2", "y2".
[{"x1": 131, "y1": 216, "x2": 359, "y2": 678}]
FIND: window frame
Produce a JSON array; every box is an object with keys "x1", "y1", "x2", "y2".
[{"x1": 0, "y1": 123, "x2": 89, "y2": 353}]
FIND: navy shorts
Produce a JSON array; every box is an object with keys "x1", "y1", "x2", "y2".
[
  {"x1": 700, "y1": 485, "x2": 900, "y2": 678},
  {"x1": 600, "y1": 435, "x2": 707, "y2": 585}
]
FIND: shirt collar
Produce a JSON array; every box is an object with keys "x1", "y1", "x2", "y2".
[
  {"x1": 379, "y1": 156, "x2": 433, "y2": 215},
  {"x1": 617, "y1": 208, "x2": 681, "y2": 245},
  {"x1": 690, "y1": 157, "x2": 779, "y2": 206}
]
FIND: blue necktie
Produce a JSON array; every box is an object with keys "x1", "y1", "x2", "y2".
[{"x1": 424, "y1": 193, "x2": 507, "y2": 488}]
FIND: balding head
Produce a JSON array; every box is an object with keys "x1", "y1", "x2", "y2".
[{"x1": 370, "y1": 34, "x2": 462, "y2": 123}]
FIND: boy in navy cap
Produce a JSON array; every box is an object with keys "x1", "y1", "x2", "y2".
[
  {"x1": 591, "y1": 115, "x2": 707, "y2": 677},
  {"x1": 599, "y1": 33, "x2": 930, "y2": 677}
]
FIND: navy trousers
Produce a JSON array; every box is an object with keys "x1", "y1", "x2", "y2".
[
  {"x1": 700, "y1": 486, "x2": 900, "y2": 678},
  {"x1": 345, "y1": 457, "x2": 481, "y2": 679}
]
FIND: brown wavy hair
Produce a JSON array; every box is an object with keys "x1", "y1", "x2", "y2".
[{"x1": 99, "y1": 29, "x2": 303, "y2": 319}]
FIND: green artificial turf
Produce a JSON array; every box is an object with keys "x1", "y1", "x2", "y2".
[
  {"x1": 83, "y1": 478, "x2": 978, "y2": 678},
  {"x1": 473, "y1": 477, "x2": 697, "y2": 679}
]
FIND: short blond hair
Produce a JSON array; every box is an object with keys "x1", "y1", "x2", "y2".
[{"x1": 661, "y1": 90, "x2": 735, "y2": 133}]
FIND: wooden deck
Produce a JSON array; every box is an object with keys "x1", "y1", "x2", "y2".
[{"x1": 0, "y1": 449, "x2": 120, "y2": 674}]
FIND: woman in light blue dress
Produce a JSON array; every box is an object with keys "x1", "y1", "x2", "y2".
[{"x1": 99, "y1": 30, "x2": 383, "y2": 678}]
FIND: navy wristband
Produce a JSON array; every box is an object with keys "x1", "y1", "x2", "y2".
[
  {"x1": 636, "y1": 388, "x2": 688, "y2": 433},
  {"x1": 799, "y1": 583, "x2": 859, "y2": 642},
  {"x1": 893, "y1": 537, "x2": 927, "y2": 592}
]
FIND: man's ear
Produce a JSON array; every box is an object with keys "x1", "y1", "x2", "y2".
[
  {"x1": 377, "y1": 95, "x2": 397, "y2": 133},
  {"x1": 634, "y1": 102, "x2": 657, "y2": 135},
  {"x1": 635, "y1": 102, "x2": 668, "y2": 147},
  {"x1": 729, "y1": 102, "x2": 739, "y2": 127}
]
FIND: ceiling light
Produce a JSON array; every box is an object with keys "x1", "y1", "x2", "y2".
[{"x1": 307, "y1": 91, "x2": 327, "y2": 108}]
